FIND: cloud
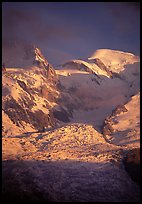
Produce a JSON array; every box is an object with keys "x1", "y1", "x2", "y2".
[
  {"x1": 2, "y1": 4, "x2": 89, "y2": 65},
  {"x1": 38, "y1": 46, "x2": 75, "y2": 66},
  {"x1": 2, "y1": 2, "x2": 140, "y2": 65},
  {"x1": 106, "y1": 2, "x2": 140, "y2": 35},
  {"x1": 2, "y1": 6, "x2": 75, "y2": 49}
]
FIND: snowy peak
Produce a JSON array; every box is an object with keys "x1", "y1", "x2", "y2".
[
  {"x1": 89, "y1": 49, "x2": 139, "y2": 63},
  {"x1": 59, "y1": 49, "x2": 139, "y2": 79},
  {"x1": 31, "y1": 46, "x2": 57, "y2": 81},
  {"x1": 34, "y1": 47, "x2": 48, "y2": 67},
  {"x1": 24, "y1": 45, "x2": 49, "y2": 69},
  {"x1": 88, "y1": 49, "x2": 140, "y2": 73}
]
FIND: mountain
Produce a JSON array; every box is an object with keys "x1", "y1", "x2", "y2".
[
  {"x1": 103, "y1": 92, "x2": 140, "y2": 147},
  {"x1": 88, "y1": 49, "x2": 139, "y2": 73},
  {"x1": 56, "y1": 49, "x2": 139, "y2": 131},
  {"x1": 59, "y1": 49, "x2": 139, "y2": 78},
  {"x1": 2, "y1": 46, "x2": 59, "y2": 136},
  {"x1": 59, "y1": 59, "x2": 112, "y2": 77},
  {"x1": 2, "y1": 47, "x2": 140, "y2": 202}
]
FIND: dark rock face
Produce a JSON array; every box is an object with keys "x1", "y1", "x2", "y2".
[
  {"x1": 53, "y1": 109, "x2": 70, "y2": 122},
  {"x1": 93, "y1": 58, "x2": 113, "y2": 77},
  {"x1": 103, "y1": 123, "x2": 113, "y2": 136},
  {"x1": 112, "y1": 105, "x2": 128, "y2": 116},
  {"x1": 3, "y1": 96, "x2": 30, "y2": 127},
  {"x1": 3, "y1": 95, "x2": 56, "y2": 132},
  {"x1": 102, "y1": 104, "x2": 128, "y2": 137},
  {"x1": 40, "y1": 84, "x2": 57, "y2": 102},
  {"x1": 34, "y1": 48, "x2": 58, "y2": 82},
  {"x1": 29, "y1": 110, "x2": 56, "y2": 131},
  {"x1": 123, "y1": 148, "x2": 140, "y2": 185}
]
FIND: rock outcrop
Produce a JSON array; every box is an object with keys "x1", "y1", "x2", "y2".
[
  {"x1": 91, "y1": 58, "x2": 113, "y2": 77},
  {"x1": 123, "y1": 148, "x2": 140, "y2": 185}
]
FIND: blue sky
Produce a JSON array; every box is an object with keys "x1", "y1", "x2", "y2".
[{"x1": 2, "y1": 2, "x2": 140, "y2": 65}]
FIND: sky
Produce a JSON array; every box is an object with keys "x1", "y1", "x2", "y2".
[{"x1": 2, "y1": 2, "x2": 140, "y2": 66}]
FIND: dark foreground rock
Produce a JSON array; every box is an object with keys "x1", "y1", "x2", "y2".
[{"x1": 123, "y1": 148, "x2": 140, "y2": 185}]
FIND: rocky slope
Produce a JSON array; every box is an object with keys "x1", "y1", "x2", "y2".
[
  {"x1": 2, "y1": 48, "x2": 140, "y2": 202},
  {"x1": 2, "y1": 47, "x2": 59, "y2": 136},
  {"x1": 103, "y1": 93, "x2": 140, "y2": 148}
]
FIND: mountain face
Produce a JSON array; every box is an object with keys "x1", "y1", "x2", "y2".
[
  {"x1": 2, "y1": 68, "x2": 57, "y2": 135},
  {"x1": 2, "y1": 48, "x2": 140, "y2": 202},
  {"x1": 2, "y1": 47, "x2": 59, "y2": 136},
  {"x1": 56, "y1": 50, "x2": 139, "y2": 132},
  {"x1": 103, "y1": 93, "x2": 140, "y2": 147}
]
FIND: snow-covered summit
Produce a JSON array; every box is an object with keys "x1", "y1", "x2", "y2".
[
  {"x1": 59, "y1": 49, "x2": 139, "y2": 78},
  {"x1": 88, "y1": 49, "x2": 139, "y2": 73}
]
